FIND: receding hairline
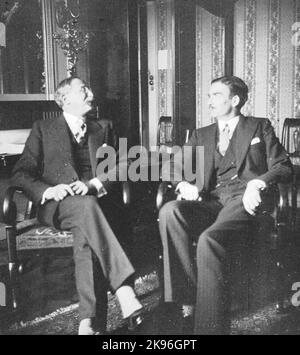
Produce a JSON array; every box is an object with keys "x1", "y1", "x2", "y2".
[{"x1": 54, "y1": 77, "x2": 85, "y2": 107}]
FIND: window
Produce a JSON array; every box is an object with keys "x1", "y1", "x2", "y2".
[{"x1": 0, "y1": 0, "x2": 56, "y2": 100}]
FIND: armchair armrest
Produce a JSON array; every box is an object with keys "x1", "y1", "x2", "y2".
[
  {"x1": 2, "y1": 186, "x2": 25, "y2": 227},
  {"x1": 275, "y1": 182, "x2": 292, "y2": 227},
  {"x1": 3, "y1": 182, "x2": 131, "y2": 227},
  {"x1": 156, "y1": 181, "x2": 291, "y2": 218},
  {"x1": 156, "y1": 182, "x2": 176, "y2": 211},
  {"x1": 121, "y1": 181, "x2": 131, "y2": 206}
]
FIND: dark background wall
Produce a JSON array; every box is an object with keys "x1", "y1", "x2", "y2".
[
  {"x1": 86, "y1": 0, "x2": 139, "y2": 146},
  {"x1": 0, "y1": 101, "x2": 59, "y2": 130}
]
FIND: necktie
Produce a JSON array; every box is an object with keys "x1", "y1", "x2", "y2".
[
  {"x1": 75, "y1": 122, "x2": 87, "y2": 144},
  {"x1": 219, "y1": 124, "x2": 230, "y2": 156}
]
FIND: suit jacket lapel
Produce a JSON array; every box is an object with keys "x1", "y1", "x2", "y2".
[
  {"x1": 236, "y1": 115, "x2": 258, "y2": 172},
  {"x1": 53, "y1": 115, "x2": 74, "y2": 164},
  {"x1": 203, "y1": 124, "x2": 217, "y2": 190},
  {"x1": 87, "y1": 120, "x2": 105, "y2": 176}
]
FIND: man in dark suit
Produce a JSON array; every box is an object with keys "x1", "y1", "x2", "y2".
[
  {"x1": 11, "y1": 77, "x2": 143, "y2": 335},
  {"x1": 158, "y1": 76, "x2": 292, "y2": 334}
]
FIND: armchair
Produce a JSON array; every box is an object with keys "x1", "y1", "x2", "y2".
[
  {"x1": 2, "y1": 181, "x2": 131, "y2": 315},
  {"x1": 281, "y1": 118, "x2": 300, "y2": 230},
  {"x1": 156, "y1": 180, "x2": 292, "y2": 314}
]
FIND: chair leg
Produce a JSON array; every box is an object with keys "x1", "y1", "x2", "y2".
[
  {"x1": 5, "y1": 226, "x2": 20, "y2": 311},
  {"x1": 158, "y1": 253, "x2": 165, "y2": 303},
  {"x1": 275, "y1": 258, "x2": 285, "y2": 313},
  {"x1": 291, "y1": 175, "x2": 298, "y2": 233},
  {"x1": 272, "y1": 224, "x2": 286, "y2": 313}
]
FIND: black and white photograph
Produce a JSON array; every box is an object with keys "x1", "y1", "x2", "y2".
[{"x1": 0, "y1": 0, "x2": 300, "y2": 337}]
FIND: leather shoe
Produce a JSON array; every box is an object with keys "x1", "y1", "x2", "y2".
[{"x1": 126, "y1": 308, "x2": 144, "y2": 331}]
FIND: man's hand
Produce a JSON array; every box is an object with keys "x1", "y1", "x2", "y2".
[
  {"x1": 242, "y1": 179, "x2": 267, "y2": 215},
  {"x1": 43, "y1": 184, "x2": 75, "y2": 202},
  {"x1": 70, "y1": 181, "x2": 89, "y2": 196},
  {"x1": 176, "y1": 181, "x2": 201, "y2": 201}
]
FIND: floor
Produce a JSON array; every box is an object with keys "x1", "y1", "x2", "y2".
[{"x1": 2, "y1": 244, "x2": 300, "y2": 335}]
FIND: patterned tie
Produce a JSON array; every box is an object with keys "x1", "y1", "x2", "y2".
[
  {"x1": 219, "y1": 124, "x2": 230, "y2": 156},
  {"x1": 75, "y1": 122, "x2": 87, "y2": 144}
]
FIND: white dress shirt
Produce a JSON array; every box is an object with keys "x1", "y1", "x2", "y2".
[
  {"x1": 217, "y1": 115, "x2": 240, "y2": 139},
  {"x1": 64, "y1": 112, "x2": 86, "y2": 143}
]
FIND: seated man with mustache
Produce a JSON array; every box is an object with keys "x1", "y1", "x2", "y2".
[
  {"x1": 159, "y1": 76, "x2": 292, "y2": 334},
  {"x1": 11, "y1": 77, "x2": 143, "y2": 335}
]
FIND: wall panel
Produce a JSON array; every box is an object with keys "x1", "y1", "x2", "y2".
[{"x1": 234, "y1": 0, "x2": 300, "y2": 137}]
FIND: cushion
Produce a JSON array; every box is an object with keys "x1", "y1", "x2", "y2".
[
  {"x1": 15, "y1": 219, "x2": 74, "y2": 250},
  {"x1": 0, "y1": 221, "x2": 73, "y2": 265},
  {"x1": 12, "y1": 218, "x2": 73, "y2": 250}
]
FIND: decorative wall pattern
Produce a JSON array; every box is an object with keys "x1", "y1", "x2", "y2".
[
  {"x1": 235, "y1": 0, "x2": 300, "y2": 137},
  {"x1": 157, "y1": 0, "x2": 173, "y2": 118},
  {"x1": 267, "y1": 0, "x2": 280, "y2": 126},
  {"x1": 153, "y1": 0, "x2": 300, "y2": 140},
  {"x1": 212, "y1": 16, "x2": 225, "y2": 80},
  {"x1": 195, "y1": 7, "x2": 225, "y2": 128},
  {"x1": 158, "y1": 0, "x2": 167, "y2": 117},
  {"x1": 196, "y1": 7, "x2": 203, "y2": 128},
  {"x1": 243, "y1": 0, "x2": 256, "y2": 116},
  {"x1": 293, "y1": 0, "x2": 300, "y2": 117}
]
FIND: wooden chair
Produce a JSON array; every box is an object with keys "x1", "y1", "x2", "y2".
[
  {"x1": 2, "y1": 181, "x2": 131, "y2": 310},
  {"x1": 281, "y1": 118, "x2": 300, "y2": 230},
  {"x1": 156, "y1": 180, "x2": 292, "y2": 314},
  {"x1": 2, "y1": 182, "x2": 131, "y2": 315},
  {"x1": 1, "y1": 115, "x2": 130, "y2": 317},
  {"x1": 155, "y1": 119, "x2": 295, "y2": 312},
  {"x1": 157, "y1": 116, "x2": 174, "y2": 148}
]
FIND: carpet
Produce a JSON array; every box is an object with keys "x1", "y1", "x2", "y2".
[
  {"x1": 4, "y1": 270, "x2": 300, "y2": 335},
  {"x1": 4, "y1": 271, "x2": 161, "y2": 335}
]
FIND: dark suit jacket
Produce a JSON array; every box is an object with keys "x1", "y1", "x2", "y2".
[
  {"x1": 11, "y1": 115, "x2": 119, "y2": 225},
  {"x1": 172, "y1": 116, "x2": 292, "y2": 192}
]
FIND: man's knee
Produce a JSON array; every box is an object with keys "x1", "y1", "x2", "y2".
[
  {"x1": 81, "y1": 195, "x2": 98, "y2": 206},
  {"x1": 196, "y1": 230, "x2": 226, "y2": 263},
  {"x1": 67, "y1": 195, "x2": 100, "y2": 217},
  {"x1": 197, "y1": 231, "x2": 210, "y2": 252},
  {"x1": 81, "y1": 195, "x2": 101, "y2": 213},
  {"x1": 159, "y1": 200, "x2": 181, "y2": 222}
]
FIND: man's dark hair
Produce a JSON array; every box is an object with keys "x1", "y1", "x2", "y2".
[{"x1": 211, "y1": 76, "x2": 249, "y2": 110}]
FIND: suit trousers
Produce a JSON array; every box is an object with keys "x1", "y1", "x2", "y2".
[
  {"x1": 39, "y1": 195, "x2": 135, "y2": 329},
  {"x1": 158, "y1": 185, "x2": 255, "y2": 334}
]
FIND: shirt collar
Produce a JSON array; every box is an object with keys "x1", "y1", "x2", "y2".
[
  {"x1": 63, "y1": 112, "x2": 86, "y2": 136},
  {"x1": 217, "y1": 115, "x2": 240, "y2": 138}
]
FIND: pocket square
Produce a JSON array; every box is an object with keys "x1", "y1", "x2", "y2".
[{"x1": 250, "y1": 137, "x2": 261, "y2": 145}]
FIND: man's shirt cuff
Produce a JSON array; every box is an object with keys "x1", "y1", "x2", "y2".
[
  {"x1": 89, "y1": 178, "x2": 107, "y2": 198},
  {"x1": 247, "y1": 179, "x2": 267, "y2": 190},
  {"x1": 176, "y1": 181, "x2": 188, "y2": 192},
  {"x1": 41, "y1": 187, "x2": 51, "y2": 205}
]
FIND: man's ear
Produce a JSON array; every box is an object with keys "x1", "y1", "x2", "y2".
[
  {"x1": 231, "y1": 95, "x2": 240, "y2": 108},
  {"x1": 63, "y1": 95, "x2": 70, "y2": 106}
]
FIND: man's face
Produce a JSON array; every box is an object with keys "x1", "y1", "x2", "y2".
[
  {"x1": 208, "y1": 81, "x2": 238, "y2": 120},
  {"x1": 63, "y1": 78, "x2": 94, "y2": 116}
]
